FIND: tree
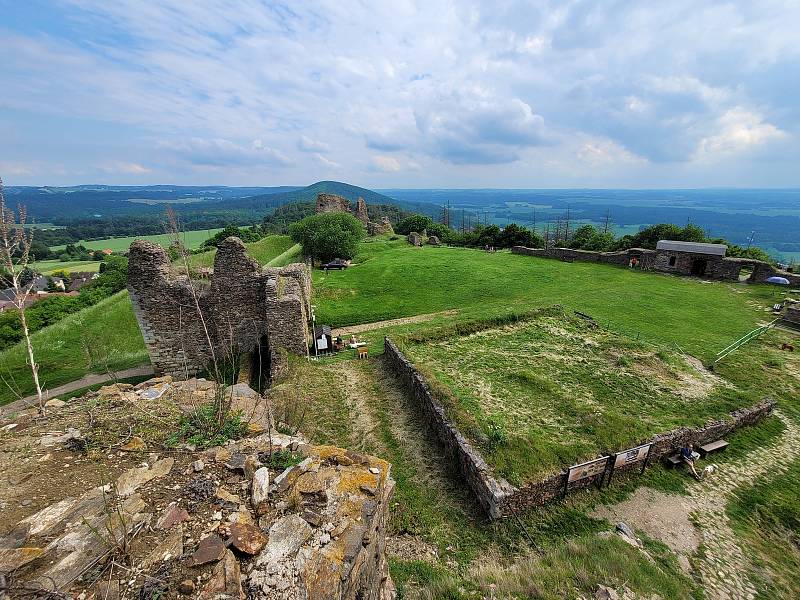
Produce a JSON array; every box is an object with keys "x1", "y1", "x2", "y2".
[
  {"x1": 497, "y1": 223, "x2": 544, "y2": 249},
  {"x1": 0, "y1": 177, "x2": 45, "y2": 412},
  {"x1": 395, "y1": 214, "x2": 434, "y2": 236},
  {"x1": 569, "y1": 224, "x2": 615, "y2": 251},
  {"x1": 289, "y1": 213, "x2": 365, "y2": 264}
]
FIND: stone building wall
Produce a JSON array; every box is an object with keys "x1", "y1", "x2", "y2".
[
  {"x1": 355, "y1": 197, "x2": 369, "y2": 224},
  {"x1": 368, "y1": 217, "x2": 394, "y2": 236},
  {"x1": 385, "y1": 336, "x2": 775, "y2": 518},
  {"x1": 128, "y1": 237, "x2": 312, "y2": 380},
  {"x1": 315, "y1": 193, "x2": 394, "y2": 237}
]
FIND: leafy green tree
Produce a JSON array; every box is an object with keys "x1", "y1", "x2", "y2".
[
  {"x1": 290, "y1": 213, "x2": 365, "y2": 264},
  {"x1": 395, "y1": 214, "x2": 434, "y2": 235},
  {"x1": 569, "y1": 224, "x2": 615, "y2": 251},
  {"x1": 498, "y1": 223, "x2": 544, "y2": 249}
]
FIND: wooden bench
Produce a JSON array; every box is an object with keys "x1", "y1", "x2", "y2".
[
  {"x1": 357, "y1": 346, "x2": 369, "y2": 359},
  {"x1": 698, "y1": 439, "x2": 728, "y2": 458},
  {"x1": 665, "y1": 453, "x2": 683, "y2": 468}
]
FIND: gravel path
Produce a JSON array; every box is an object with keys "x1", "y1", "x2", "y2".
[
  {"x1": 689, "y1": 410, "x2": 800, "y2": 599},
  {"x1": 331, "y1": 310, "x2": 457, "y2": 337}
]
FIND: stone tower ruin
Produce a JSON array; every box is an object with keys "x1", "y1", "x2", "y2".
[
  {"x1": 314, "y1": 192, "x2": 394, "y2": 236},
  {"x1": 127, "y1": 237, "x2": 311, "y2": 382}
]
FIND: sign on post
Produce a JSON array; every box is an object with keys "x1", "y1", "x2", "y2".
[
  {"x1": 564, "y1": 456, "x2": 610, "y2": 495},
  {"x1": 608, "y1": 443, "x2": 652, "y2": 484}
]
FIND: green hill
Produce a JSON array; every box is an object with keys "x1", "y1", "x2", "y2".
[
  {"x1": 187, "y1": 235, "x2": 297, "y2": 269},
  {"x1": 0, "y1": 291, "x2": 147, "y2": 405}
]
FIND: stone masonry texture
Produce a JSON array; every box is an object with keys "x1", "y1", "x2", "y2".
[{"x1": 128, "y1": 237, "x2": 311, "y2": 380}]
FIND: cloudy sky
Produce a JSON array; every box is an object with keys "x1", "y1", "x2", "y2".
[{"x1": 2, "y1": 0, "x2": 799, "y2": 187}]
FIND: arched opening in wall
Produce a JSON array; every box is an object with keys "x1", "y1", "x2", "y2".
[
  {"x1": 250, "y1": 335, "x2": 272, "y2": 393},
  {"x1": 668, "y1": 255, "x2": 677, "y2": 267},
  {"x1": 739, "y1": 265, "x2": 754, "y2": 282}
]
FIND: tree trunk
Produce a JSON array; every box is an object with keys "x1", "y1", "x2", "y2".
[{"x1": 18, "y1": 303, "x2": 44, "y2": 413}]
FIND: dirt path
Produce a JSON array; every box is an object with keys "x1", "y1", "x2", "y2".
[
  {"x1": 0, "y1": 364, "x2": 154, "y2": 416},
  {"x1": 324, "y1": 361, "x2": 384, "y2": 453},
  {"x1": 595, "y1": 410, "x2": 800, "y2": 600},
  {"x1": 331, "y1": 310, "x2": 458, "y2": 337}
]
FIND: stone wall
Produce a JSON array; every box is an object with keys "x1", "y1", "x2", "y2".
[
  {"x1": 316, "y1": 193, "x2": 351, "y2": 214},
  {"x1": 385, "y1": 336, "x2": 776, "y2": 518},
  {"x1": 407, "y1": 232, "x2": 422, "y2": 247},
  {"x1": 511, "y1": 245, "x2": 800, "y2": 285},
  {"x1": 368, "y1": 217, "x2": 394, "y2": 236},
  {"x1": 355, "y1": 197, "x2": 369, "y2": 224},
  {"x1": 383, "y1": 338, "x2": 514, "y2": 519},
  {"x1": 785, "y1": 306, "x2": 800, "y2": 325},
  {"x1": 128, "y1": 237, "x2": 312, "y2": 380}
]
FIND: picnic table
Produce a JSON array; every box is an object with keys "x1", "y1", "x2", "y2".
[{"x1": 348, "y1": 342, "x2": 367, "y2": 349}]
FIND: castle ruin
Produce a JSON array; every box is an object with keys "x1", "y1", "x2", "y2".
[
  {"x1": 127, "y1": 237, "x2": 312, "y2": 382},
  {"x1": 316, "y1": 193, "x2": 394, "y2": 235}
]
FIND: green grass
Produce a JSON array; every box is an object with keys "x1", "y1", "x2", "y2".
[
  {"x1": 727, "y1": 458, "x2": 800, "y2": 598},
  {"x1": 186, "y1": 235, "x2": 297, "y2": 269},
  {"x1": 29, "y1": 259, "x2": 103, "y2": 275},
  {"x1": 399, "y1": 309, "x2": 756, "y2": 484},
  {"x1": 313, "y1": 238, "x2": 775, "y2": 361},
  {"x1": 0, "y1": 291, "x2": 147, "y2": 405},
  {"x1": 49, "y1": 228, "x2": 225, "y2": 253}
]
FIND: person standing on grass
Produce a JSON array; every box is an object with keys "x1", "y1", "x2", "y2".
[{"x1": 681, "y1": 443, "x2": 702, "y2": 480}]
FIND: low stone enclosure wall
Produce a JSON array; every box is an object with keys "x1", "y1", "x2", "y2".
[
  {"x1": 384, "y1": 337, "x2": 776, "y2": 519},
  {"x1": 511, "y1": 245, "x2": 800, "y2": 285}
]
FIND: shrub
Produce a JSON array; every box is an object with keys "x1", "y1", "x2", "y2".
[
  {"x1": 165, "y1": 403, "x2": 246, "y2": 449},
  {"x1": 290, "y1": 212, "x2": 365, "y2": 263}
]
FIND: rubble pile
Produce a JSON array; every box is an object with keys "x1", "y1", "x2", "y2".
[{"x1": 0, "y1": 377, "x2": 395, "y2": 600}]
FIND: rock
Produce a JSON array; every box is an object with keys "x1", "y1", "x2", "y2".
[
  {"x1": 139, "y1": 382, "x2": 170, "y2": 400},
  {"x1": 143, "y1": 525, "x2": 184, "y2": 567},
  {"x1": 39, "y1": 427, "x2": 82, "y2": 447},
  {"x1": 252, "y1": 467, "x2": 270, "y2": 511},
  {"x1": 193, "y1": 459, "x2": 205, "y2": 472},
  {"x1": 243, "y1": 455, "x2": 261, "y2": 480},
  {"x1": 44, "y1": 398, "x2": 66, "y2": 409},
  {"x1": 615, "y1": 522, "x2": 642, "y2": 548},
  {"x1": 178, "y1": 579, "x2": 196, "y2": 595},
  {"x1": 225, "y1": 453, "x2": 247, "y2": 472},
  {"x1": 120, "y1": 436, "x2": 147, "y2": 452},
  {"x1": 228, "y1": 522, "x2": 267, "y2": 555},
  {"x1": 246, "y1": 423, "x2": 265, "y2": 435},
  {"x1": 301, "y1": 509, "x2": 323, "y2": 527},
  {"x1": 116, "y1": 457, "x2": 174, "y2": 496},
  {"x1": 156, "y1": 503, "x2": 189, "y2": 531},
  {"x1": 1, "y1": 423, "x2": 18, "y2": 432},
  {"x1": 256, "y1": 514, "x2": 312, "y2": 566},
  {"x1": 188, "y1": 534, "x2": 227, "y2": 567},
  {"x1": 0, "y1": 547, "x2": 45, "y2": 571},
  {"x1": 596, "y1": 584, "x2": 620, "y2": 600},
  {"x1": 369, "y1": 467, "x2": 380, "y2": 475},
  {"x1": 216, "y1": 487, "x2": 242, "y2": 505},
  {"x1": 200, "y1": 549, "x2": 244, "y2": 599},
  {"x1": 95, "y1": 579, "x2": 120, "y2": 600},
  {"x1": 207, "y1": 446, "x2": 232, "y2": 463},
  {"x1": 9, "y1": 472, "x2": 33, "y2": 485}
]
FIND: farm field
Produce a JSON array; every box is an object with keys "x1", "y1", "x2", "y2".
[
  {"x1": 313, "y1": 237, "x2": 775, "y2": 361},
  {"x1": 29, "y1": 259, "x2": 103, "y2": 275},
  {"x1": 186, "y1": 234, "x2": 298, "y2": 268},
  {"x1": 0, "y1": 291, "x2": 147, "y2": 405},
  {"x1": 49, "y1": 228, "x2": 224, "y2": 252}
]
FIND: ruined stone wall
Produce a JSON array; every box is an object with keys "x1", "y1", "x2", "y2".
[
  {"x1": 128, "y1": 238, "x2": 311, "y2": 380},
  {"x1": 316, "y1": 193, "x2": 352, "y2": 214},
  {"x1": 749, "y1": 261, "x2": 800, "y2": 285},
  {"x1": 407, "y1": 232, "x2": 422, "y2": 247},
  {"x1": 368, "y1": 217, "x2": 394, "y2": 236},
  {"x1": 355, "y1": 197, "x2": 369, "y2": 224},
  {"x1": 386, "y1": 335, "x2": 776, "y2": 518},
  {"x1": 383, "y1": 339, "x2": 513, "y2": 519},
  {"x1": 511, "y1": 246, "x2": 657, "y2": 269},
  {"x1": 785, "y1": 306, "x2": 800, "y2": 325}
]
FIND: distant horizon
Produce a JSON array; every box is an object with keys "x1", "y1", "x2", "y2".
[{"x1": 3, "y1": 2, "x2": 799, "y2": 188}]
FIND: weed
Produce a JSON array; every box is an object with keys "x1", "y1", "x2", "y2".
[
  {"x1": 165, "y1": 402, "x2": 246, "y2": 449},
  {"x1": 259, "y1": 449, "x2": 303, "y2": 470}
]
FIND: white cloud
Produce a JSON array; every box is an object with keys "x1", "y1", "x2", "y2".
[
  {"x1": 158, "y1": 138, "x2": 291, "y2": 167},
  {"x1": 370, "y1": 155, "x2": 402, "y2": 172},
  {"x1": 298, "y1": 136, "x2": 331, "y2": 153},
  {"x1": 696, "y1": 108, "x2": 787, "y2": 159},
  {"x1": 101, "y1": 162, "x2": 152, "y2": 174}
]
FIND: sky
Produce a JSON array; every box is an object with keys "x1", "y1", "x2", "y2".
[{"x1": 1, "y1": 0, "x2": 799, "y2": 188}]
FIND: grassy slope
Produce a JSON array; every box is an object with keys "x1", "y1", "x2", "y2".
[
  {"x1": 187, "y1": 235, "x2": 296, "y2": 269},
  {"x1": 49, "y1": 228, "x2": 224, "y2": 252},
  {"x1": 314, "y1": 238, "x2": 774, "y2": 361},
  {"x1": 0, "y1": 291, "x2": 147, "y2": 405},
  {"x1": 727, "y1": 458, "x2": 800, "y2": 598}
]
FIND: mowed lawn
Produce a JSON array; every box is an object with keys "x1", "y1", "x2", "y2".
[
  {"x1": 0, "y1": 291, "x2": 147, "y2": 405},
  {"x1": 313, "y1": 238, "x2": 774, "y2": 360},
  {"x1": 49, "y1": 228, "x2": 224, "y2": 253},
  {"x1": 187, "y1": 235, "x2": 299, "y2": 269},
  {"x1": 400, "y1": 310, "x2": 753, "y2": 484}
]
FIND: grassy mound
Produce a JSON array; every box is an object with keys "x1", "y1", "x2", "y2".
[
  {"x1": 399, "y1": 308, "x2": 753, "y2": 484},
  {"x1": 0, "y1": 291, "x2": 147, "y2": 405},
  {"x1": 187, "y1": 234, "x2": 296, "y2": 269},
  {"x1": 313, "y1": 237, "x2": 774, "y2": 360}
]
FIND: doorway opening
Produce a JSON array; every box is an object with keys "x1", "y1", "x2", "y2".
[
  {"x1": 250, "y1": 335, "x2": 272, "y2": 393},
  {"x1": 690, "y1": 258, "x2": 707, "y2": 276}
]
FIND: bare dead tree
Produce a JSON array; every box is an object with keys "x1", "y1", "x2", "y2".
[{"x1": 0, "y1": 177, "x2": 45, "y2": 413}]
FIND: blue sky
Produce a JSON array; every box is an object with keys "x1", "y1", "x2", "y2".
[{"x1": 1, "y1": 0, "x2": 798, "y2": 187}]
